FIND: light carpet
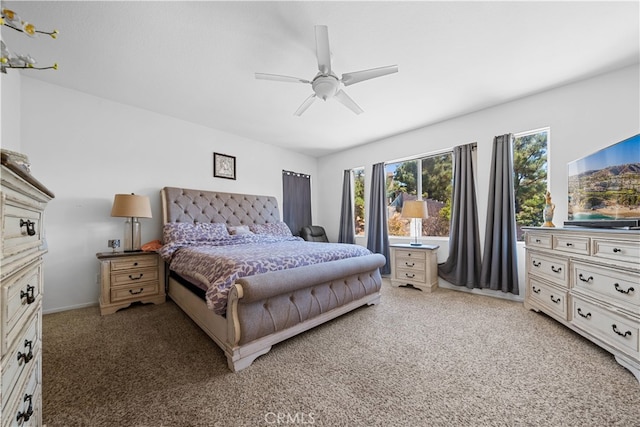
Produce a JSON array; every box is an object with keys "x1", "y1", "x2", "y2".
[{"x1": 42, "y1": 280, "x2": 640, "y2": 426}]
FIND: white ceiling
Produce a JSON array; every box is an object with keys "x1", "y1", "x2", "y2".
[{"x1": 2, "y1": 1, "x2": 638, "y2": 157}]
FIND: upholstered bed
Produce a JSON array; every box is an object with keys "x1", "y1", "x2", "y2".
[{"x1": 160, "y1": 187, "x2": 385, "y2": 371}]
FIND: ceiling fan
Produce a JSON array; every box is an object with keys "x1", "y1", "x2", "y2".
[{"x1": 255, "y1": 25, "x2": 398, "y2": 116}]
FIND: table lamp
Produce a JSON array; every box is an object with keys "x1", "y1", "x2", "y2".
[
  {"x1": 401, "y1": 200, "x2": 428, "y2": 246},
  {"x1": 110, "y1": 193, "x2": 152, "y2": 252}
]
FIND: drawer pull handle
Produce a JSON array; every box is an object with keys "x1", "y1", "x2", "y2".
[
  {"x1": 566, "y1": 242, "x2": 573, "y2": 247},
  {"x1": 531, "y1": 286, "x2": 541, "y2": 294},
  {"x1": 17, "y1": 340, "x2": 33, "y2": 364},
  {"x1": 20, "y1": 285, "x2": 35, "y2": 305},
  {"x1": 578, "y1": 274, "x2": 593, "y2": 283},
  {"x1": 612, "y1": 248, "x2": 622, "y2": 253},
  {"x1": 129, "y1": 288, "x2": 144, "y2": 295},
  {"x1": 133, "y1": 262, "x2": 139, "y2": 266},
  {"x1": 405, "y1": 262, "x2": 415, "y2": 267},
  {"x1": 614, "y1": 283, "x2": 634, "y2": 295},
  {"x1": 535, "y1": 239, "x2": 542, "y2": 243},
  {"x1": 16, "y1": 394, "x2": 33, "y2": 423},
  {"x1": 532, "y1": 260, "x2": 541, "y2": 268},
  {"x1": 550, "y1": 295, "x2": 561, "y2": 304},
  {"x1": 19, "y1": 219, "x2": 36, "y2": 236},
  {"x1": 577, "y1": 308, "x2": 591, "y2": 319},
  {"x1": 129, "y1": 274, "x2": 144, "y2": 280},
  {"x1": 551, "y1": 266, "x2": 562, "y2": 273},
  {"x1": 612, "y1": 324, "x2": 632, "y2": 338},
  {"x1": 404, "y1": 273, "x2": 415, "y2": 279}
]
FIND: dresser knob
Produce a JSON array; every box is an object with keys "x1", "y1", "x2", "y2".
[
  {"x1": 612, "y1": 324, "x2": 631, "y2": 338},
  {"x1": 613, "y1": 248, "x2": 622, "y2": 253},
  {"x1": 550, "y1": 295, "x2": 561, "y2": 304},
  {"x1": 578, "y1": 274, "x2": 593, "y2": 283},
  {"x1": 551, "y1": 266, "x2": 562, "y2": 273},
  {"x1": 577, "y1": 308, "x2": 591, "y2": 319},
  {"x1": 20, "y1": 285, "x2": 35, "y2": 305},
  {"x1": 129, "y1": 274, "x2": 144, "y2": 280},
  {"x1": 614, "y1": 283, "x2": 634, "y2": 295},
  {"x1": 16, "y1": 394, "x2": 33, "y2": 423},
  {"x1": 129, "y1": 288, "x2": 144, "y2": 295},
  {"x1": 19, "y1": 219, "x2": 36, "y2": 236}
]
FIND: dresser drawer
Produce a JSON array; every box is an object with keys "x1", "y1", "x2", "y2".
[
  {"x1": 1, "y1": 311, "x2": 40, "y2": 412},
  {"x1": 571, "y1": 296, "x2": 639, "y2": 357},
  {"x1": 553, "y1": 235, "x2": 590, "y2": 256},
  {"x1": 572, "y1": 261, "x2": 639, "y2": 314},
  {"x1": 3, "y1": 355, "x2": 40, "y2": 427},
  {"x1": 110, "y1": 255, "x2": 158, "y2": 271},
  {"x1": 1, "y1": 263, "x2": 42, "y2": 356},
  {"x1": 525, "y1": 232, "x2": 552, "y2": 249},
  {"x1": 0, "y1": 195, "x2": 45, "y2": 278},
  {"x1": 110, "y1": 267, "x2": 158, "y2": 287},
  {"x1": 110, "y1": 281, "x2": 160, "y2": 303},
  {"x1": 592, "y1": 238, "x2": 640, "y2": 266},
  {"x1": 527, "y1": 251, "x2": 569, "y2": 287},
  {"x1": 527, "y1": 277, "x2": 568, "y2": 321}
]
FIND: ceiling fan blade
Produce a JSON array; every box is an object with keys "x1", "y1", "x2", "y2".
[
  {"x1": 334, "y1": 90, "x2": 363, "y2": 115},
  {"x1": 255, "y1": 73, "x2": 310, "y2": 84},
  {"x1": 315, "y1": 25, "x2": 331, "y2": 75},
  {"x1": 294, "y1": 94, "x2": 317, "y2": 116},
  {"x1": 341, "y1": 65, "x2": 398, "y2": 86}
]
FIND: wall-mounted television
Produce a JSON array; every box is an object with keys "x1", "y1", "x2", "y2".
[{"x1": 566, "y1": 133, "x2": 640, "y2": 229}]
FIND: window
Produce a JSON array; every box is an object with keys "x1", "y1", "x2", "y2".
[
  {"x1": 513, "y1": 128, "x2": 549, "y2": 240},
  {"x1": 353, "y1": 167, "x2": 365, "y2": 236},
  {"x1": 385, "y1": 152, "x2": 453, "y2": 238}
]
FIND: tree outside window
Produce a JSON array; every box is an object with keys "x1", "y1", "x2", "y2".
[
  {"x1": 513, "y1": 129, "x2": 549, "y2": 240},
  {"x1": 385, "y1": 152, "x2": 453, "y2": 238},
  {"x1": 353, "y1": 168, "x2": 365, "y2": 236}
]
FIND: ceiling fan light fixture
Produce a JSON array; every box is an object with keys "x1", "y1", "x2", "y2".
[{"x1": 312, "y1": 76, "x2": 338, "y2": 100}]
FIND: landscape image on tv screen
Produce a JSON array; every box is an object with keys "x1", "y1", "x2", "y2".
[{"x1": 567, "y1": 134, "x2": 640, "y2": 221}]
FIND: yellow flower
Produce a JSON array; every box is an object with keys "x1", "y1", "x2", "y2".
[
  {"x1": 2, "y1": 9, "x2": 18, "y2": 22},
  {"x1": 53, "y1": 63, "x2": 58, "y2": 70},
  {"x1": 50, "y1": 29, "x2": 59, "y2": 39},
  {"x1": 22, "y1": 21, "x2": 36, "y2": 37}
]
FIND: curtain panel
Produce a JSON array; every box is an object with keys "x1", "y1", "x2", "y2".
[
  {"x1": 282, "y1": 170, "x2": 312, "y2": 236},
  {"x1": 366, "y1": 163, "x2": 391, "y2": 274},
  {"x1": 338, "y1": 169, "x2": 355, "y2": 244},
  {"x1": 438, "y1": 143, "x2": 482, "y2": 288},
  {"x1": 479, "y1": 134, "x2": 519, "y2": 294}
]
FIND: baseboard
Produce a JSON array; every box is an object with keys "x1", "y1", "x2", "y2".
[{"x1": 43, "y1": 301, "x2": 99, "y2": 315}]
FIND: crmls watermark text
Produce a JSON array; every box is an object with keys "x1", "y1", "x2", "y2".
[{"x1": 264, "y1": 412, "x2": 316, "y2": 425}]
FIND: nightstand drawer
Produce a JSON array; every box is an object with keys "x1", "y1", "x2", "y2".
[
  {"x1": 110, "y1": 268, "x2": 158, "y2": 287},
  {"x1": 395, "y1": 258, "x2": 426, "y2": 271},
  {"x1": 110, "y1": 255, "x2": 158, "y2": 271},
  {"x1": 2, "y1": 262, "x2": 42, "y2": 356},
  {"x1": 394, "y1": 249, "x2": 426, "y2": 260},
  {"x1": 110, "y1": 281, "x2": 160, "y2": 302},
  {"x1": 395, "y1": 268, "x2": 426, "y2": 284}
]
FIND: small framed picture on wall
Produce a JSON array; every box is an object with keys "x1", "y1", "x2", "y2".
[{"x1": 213, "y1": 152, "x2": 236, "y2": 180}]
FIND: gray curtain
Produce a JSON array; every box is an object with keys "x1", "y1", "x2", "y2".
[
  {"x1": 366, "y1": 163, "x2": 391, "y2": 274},
  {"x1": 438, "y1": 143, "x2": 481, "y2": 288},
  {"x1": 282, "y1": 170, "x2": 312, "y2": 236},
  {"x1": 338, "y1": 169, "x2": 355, "y2": 244},
  {"x1": 479, "y1": 134, "x2": 519, "y2": 294}
]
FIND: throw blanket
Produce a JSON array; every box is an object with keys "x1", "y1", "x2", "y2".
[{"x1": 160, "y1": 235, "x2": 372, "y2": 315}]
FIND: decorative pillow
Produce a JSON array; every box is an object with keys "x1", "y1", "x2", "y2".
[
  {"x1": 163, "y1": 222, "x2": 230, "y2": 244},
  {"x1": 249, "y1": 221, "x2": 293, "y2": 237},
  {"x1": 228, "y1": 225, "x2": 253, "y2": 236}
]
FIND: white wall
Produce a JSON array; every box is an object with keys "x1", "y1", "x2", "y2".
[
  {"x1": 316, "y1": 64, "x2": 640, "y2": 300},
  {"x1": 1, "y1": 71, "x2": 22, "y2": 151},
  {"x1": 18, "y1": 77, "x2": 318, "y2": 313}
]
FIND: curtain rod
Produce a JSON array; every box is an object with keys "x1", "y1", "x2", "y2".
[{"x1": 282, "y1": 169, "x2": 310, "y2": 178}]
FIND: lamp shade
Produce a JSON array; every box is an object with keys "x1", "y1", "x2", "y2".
[
  {"x1": 401, "y1": 200, "x2": 428, "y2": 219},
  {"x1": 110, "y1": 194, "x2": 152, "y2": 218}
]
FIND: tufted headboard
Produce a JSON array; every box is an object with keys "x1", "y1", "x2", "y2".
[{"x1": 161, "y1": 187, "x2": 280, "y2": 226}]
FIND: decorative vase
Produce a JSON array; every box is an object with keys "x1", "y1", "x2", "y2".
[{"x1": 542, "y1": 191, "x2": 555, "y2": 227}]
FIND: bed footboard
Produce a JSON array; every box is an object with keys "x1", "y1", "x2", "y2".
[{"x1": 224, "y1": 253, "x2": 385, "y2": 371}]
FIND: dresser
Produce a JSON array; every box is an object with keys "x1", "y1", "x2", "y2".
[
  {"x1": 1, "y1": 157, "x2": 54, "y2": 427},
  {"x1": 96, "y1": 251, "x2": 165, "y2": 315},
  {"x1": 389, "y1": 244, "x2": 439, "y2": 291},
  {"x1": 524, "y1": 227, "x2": 640, "y2": 383}
]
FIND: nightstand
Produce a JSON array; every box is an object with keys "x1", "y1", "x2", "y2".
[
  {"x1": 390, "y1": 244, "x2": 439, "y2": 291},
  {"x1": 96, "y1": 251, "x2": 166, "y2": 315}
]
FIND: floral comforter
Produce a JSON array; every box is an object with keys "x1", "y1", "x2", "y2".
[{"x1": 160, "y1": 235, "x2": 372, "y2": 315}]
